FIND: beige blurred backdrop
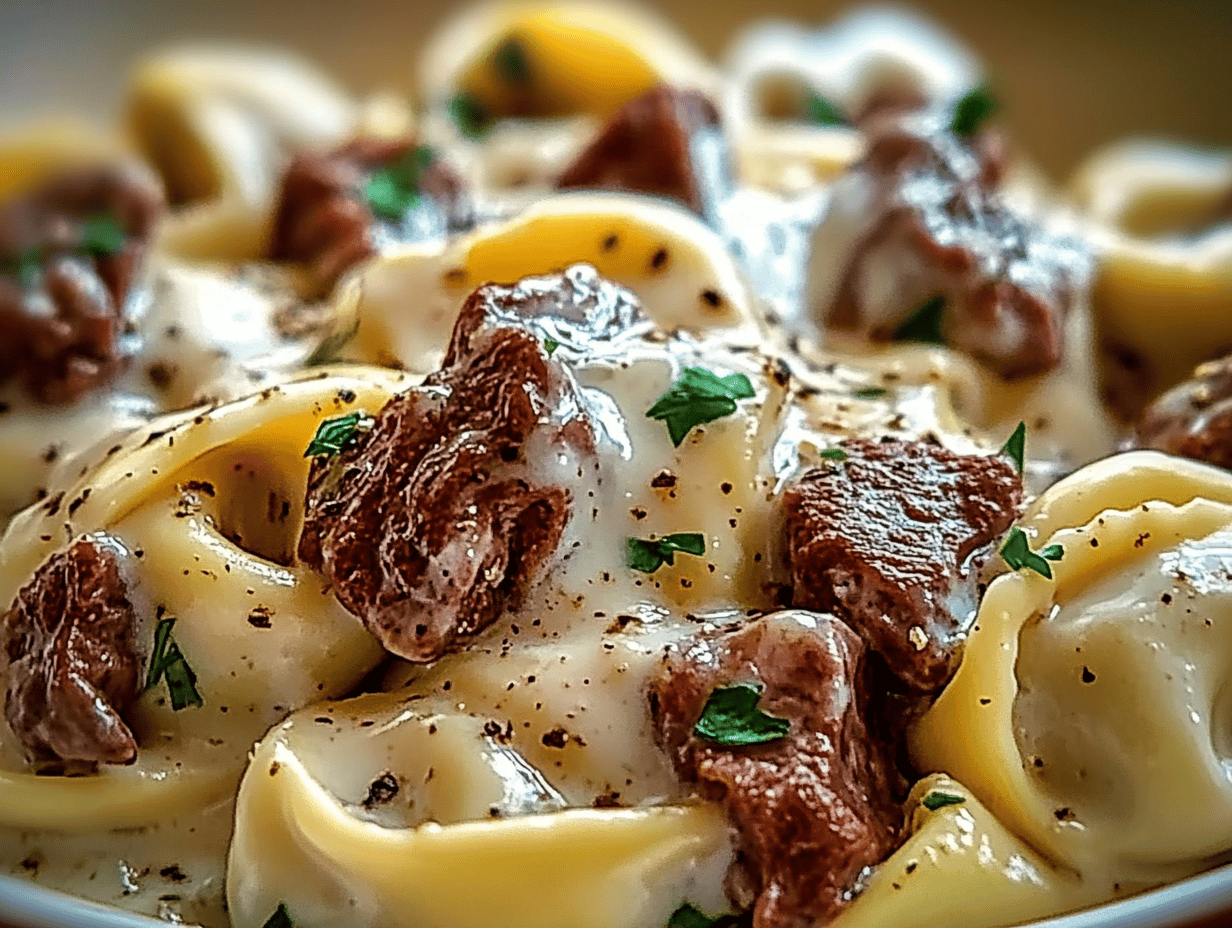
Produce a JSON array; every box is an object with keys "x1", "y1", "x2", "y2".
[{"x1": 0, "y1": 0, "x2": 1229, "y2": 181}]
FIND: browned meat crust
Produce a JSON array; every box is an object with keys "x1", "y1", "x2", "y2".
[
  {"x1": 783, "y1": 438, "x2": 1022, "y2": 693},
  {"x1": 270, "y1": 137, "x2": 470, "y2": 291},
  {"x1": 818, "y1": 115, "x2": 1087, "y2": 379},
  {"x1": 3, "y1": 537, "x2": 141, "y2": 765},
  {"x1": 1131, "y1": 355, "x2": 1232, "y2": 469},
  {"x1": 556, "y1": 85, "x2": 728, "y2": 217},
  {"x1": 0, "y1": 165, "x2": 163, "y2": 403},
  {"x1": 299, "y1": 265, "x2": 643, "y2": 661},
  {"x1": 649, "y1": 611, "x2": 901, "y2": 928}
]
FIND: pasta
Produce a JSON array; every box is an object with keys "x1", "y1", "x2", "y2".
[{"x1": 1, "y1": 4, "x2": 1231, "y2": 928}]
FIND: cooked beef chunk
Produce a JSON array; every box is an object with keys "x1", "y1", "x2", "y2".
[
  {"x1": 299, "y1": 265, "x2": 640, "y2": 661},
  {"x1": 1132, "y1": 355, "x2": 1232, "y2": 469},
  {"x1": 809, "y1": 114, "x2": 1087, "y2": 379},
  {"x1": 271, "y1": 137, "x2": 471, "y2": 290},
  {"x1": 556, "y1": 85, "x2": 729, "y2": 218},
  {"x1": 650, "y1": 610, "x2": 901, "y2": 928},
  {"x1": 3, "y1": 537, "x2": 141, "y2": 765},
  {"x1": 783, "y1": 439, "x2": 1022, "y2": 693},
  {"x1": 0, "y1": 165, "x2": 162, "y2": 404}
]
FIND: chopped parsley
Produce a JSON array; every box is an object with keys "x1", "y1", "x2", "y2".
[
  {"x1": 1000, "y1": 527, "x2": 1064, "y2": 579},
  {"x1": 951, "y1": 86, "x2": 997, "y2": 136},
  {"x1": 646, "y1": 367, "x2": 755, "y2": 446},
  {"x1": 492, "y1": 37, "x2": 531, "y2": 84},
  {"x1": 852, "y1": 387, "x2": 887, "y2": 400},
  {"x1": 304, "y1": 411, "x2": 374, "y2": 458},
  {"x1": 892, "y1": 295, "x2": 946, "y2": 345},
  {"x1": 1000, "y1": 421, "x2": 1026, "y2": 473},
  {"x1": 818, "y1": 448, "x2": 848, "y2": 462},
  {"x1": 544, "y1": 336, "x2": 560, "y2": 356},
  {"x1": 626, "y1": 533, "x2": 706, "y2": 573},
  {"x1": 80, "y1": 214, "x2": 127, "y2": 256},
  {"x1": 145, "y1": 617, "x2": 203, "y2": 711},
  {"x1": 922, "y1": 791, "x2": 966, "y2": 811},
  {"x1": 694, "y1": 682, "x2": 790, "y2": 747},
  {"x1": 364, "y1": 146, "x2": 434, "y2": 222},
  {"x1": 668, "y1": 904, "x2": 749, "y2": 928},
  {"x1": 261, "y1": 903, "x2": 294, "y2": 928},
  {"x1": 449, "y1": 92, "x2": 492, "y2": 141},
  {"x1": 804, "y1": 90, "x2": 849, "y2": 128}
]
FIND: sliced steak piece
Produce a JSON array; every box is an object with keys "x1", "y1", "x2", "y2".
[
  {"x1": 808, "y1": 114, "x2": 1088, "y2": 379},
  {"x1": 0, "y1": 165, "x2": 163, "y2": 403},
  {"x1": 1131, "y1": 355, "x2": 1232, "y2": 469},
  {"x1": 783, "y1": 438, "x2": 1022, "y2": 693},
  {"x1": 299, "y1": 265, "x2": 640, "y2": 661},
  {"x1": 3, "y1": 536, "x2": 141, "y2": 765},
  {"x1": 271, "y1": 137, "x2": 471, "y2": 290},
  {"x1": 649, "y1": 610, "x2": 901, "y2": 928},
  {"x1": 556, "y1": 84, "x2": 730, "y2": 219}
]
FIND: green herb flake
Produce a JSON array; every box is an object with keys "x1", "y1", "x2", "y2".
[
  {"x1": 694, "y1": 682, "x2": 790, "y2": 747},
  {"x1": 544, "y1": 336, "x2": 560, "y2": 356},
  {"x1": 80, "y1": 214, "x2": 127, "y2": 256},
  {"x1": 261, "y1": 903, "x2": 294, "y2": 928},
  {"x1": 492, "y1": 37, "x2": 531, "y2": 84},
  {"x1": 1000, "y1": 527, "x2": 1063, "y2": 579},
  {"x1": 922, "y1": 790, "x2": 966, "y2": 811},
  {"x1": 1000, "y1": 421, "x2": 1026, "y2": 473},
  {"x1": 145, "y1": 617, "x2": 203, "y2": 711},
  {"x1": 892, "y1": 295, "x2": 946, "y2": 345},
  {"x1": 951, "y1": 85, "x2": 997, "y2": 136},
  {"x1": 852, "y1": 387, "x2": 888, "y2": 400},
  {"x1": 804, "y1": 90, "x2": 849, "y2": 128},
  {"x1": 626, "y1": 533, "x2": 706, "y2": 574},
  {"x1": 818, "y1": 448, "x2": 848, "y2": 462},
  {"x1": 304, "y1": 411, "x2": 374, "y2": 458},
  {"x1": 449, "y1": 93, "x2": 492, "y2": 141},
  {"x1": 364, "y1": 146, "x2": 433, "y2": 222},
  {"x1": 646, "y1": 367, "x2": 756, "y2": 446}
]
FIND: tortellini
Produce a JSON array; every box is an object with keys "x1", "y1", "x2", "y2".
[{"x1": 912, "y1": 451, "x2": 1232, "y2": 893}]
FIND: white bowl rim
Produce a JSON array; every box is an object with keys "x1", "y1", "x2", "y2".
[{"x1": 2, "y1": 858, "x2": 1231, "y2": 928}]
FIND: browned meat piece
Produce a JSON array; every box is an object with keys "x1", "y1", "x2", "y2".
[
  {"x1": 649, "y1": 611, "x2": 901, "y2": 928},
  {"x1": 3, "y1": 537, "x2": 141, "y2": 765},
  {"x1": 1131, "y1": 355, "x2": 1232, "y2": 469},
  {"x1": 556, "y1": 85, "x2": 729, "y2": 217},
  {"x1": 783, "y1": 439, "x2": 1022, "y2": 693},
  {"x1": 299, "y1": 265, "x2": 641, "y2": 661},
  {"x1": 270, "y1": 137, "x2": 471, "y2": 291},
  {"x1": 0, "y1": 165, "x2": 163, "y2": 404},
  {"x1": 811, "y1": 114, "x2": 1087, "y2": 379}
]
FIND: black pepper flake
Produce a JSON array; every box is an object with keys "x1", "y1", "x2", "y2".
[
  {"x1": 247, "y1": 606, "x2": 274, "y2": 629},
  {"x1": 1089, "y1": 538, "x2": 1100, "y2": 547},
  {"x1": 541, "y1": 726, "x2": 569, "y2": 748},
  {"x1": 362, "y1": 771, "x2": 400, "y2": 808},
  {"x1": 601, "y1": 234, "x2": 618, "y2": 251},
  {"x1": 159, "y1": 865, "x2": 187, "y2": 883},
  {"x1": 1161, "y1": 593, "x2": 1173, "y2": 605},
  {"x1": 66, "y1": 488, "x2": 91, "y2": 516},
  {"x1": 650, "y1": 470, "x2": 677, "y2": 489},
  {"x1": 720, "y1": 482, "x2": 733, "y2": 495},
  {"x1": 1055, "y1": 807, "x2": 1075, "y2": 822},
  {"x1": 1081, "y1": 666, "x2": 1096, "y2": 684},
  {"x1": 650, "y1": 247, "x2": 669, "y2": 271},
  {"x1": 700, "y1": 289, "x2": 722, "y2": 309},
  {"x1": 41, "y1": 445, "x2": 60, "y2": 464}
]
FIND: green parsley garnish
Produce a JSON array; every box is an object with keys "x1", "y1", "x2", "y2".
[
  {"x1": 818, "y1": 448, "x2": 848, "y2": 462},
  {"x1": 303, "y1": 411, "x2": 374, "y2": 458},
  {"x1": 950, "y1": 85, "x2": 997, "y2": 136},
  {"x1": 449, "y1": 93, "x2": 492, "y2": 141},
  {"x1": 694, "y1": 682, "x2": 790, "y2": 747},
  {"x1": 261, "y1": 903, "x2": 294, "y2": 928},
  {"x1": 892, "y1": 295, "x2": 946, "y2": 345},
  {"x1": 804, "y1": 90, "x2": 849, "y2": 128},
  {"x1": 922, "y1": 791, "x2": 966, "y2": 811},
  {"x1": 668, "y1": 904, "x2": 751, "y2": 928},
  {"x1": 1000, "y1": 527, "x2": 1064, "y2": 579},
  {"x1": 1000, "y1": 421, "x2": 1026, "y2": 473},
  {"x1": 626, "y1": 533, "x2": 706, "y2": 574},
  {"x1": 544, "y1": 336, "x2": 560, "y2": 356},
  {"x1": 492, "y1": 37, "x2": 531, "y2": 84},
  {"x1": 364, "y1": 146, "x2": 433, "y2": 222},
  {"x1": 145, "y1": 617, "x2": 203, "y2": 711},
  {"x1": 646, "y1": 367, "x2": 755, "y2": 446},
  {"x1": 80, "y1": 214, "x2": 127, "y2": 256},
  {"x1": 852, "y1": 387, "x2": 888, "y2": 400}
]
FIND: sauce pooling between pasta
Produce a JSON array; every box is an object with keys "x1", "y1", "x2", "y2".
[{"x1": 2, "y1": 4, "x2": 1232, "y2": 928}]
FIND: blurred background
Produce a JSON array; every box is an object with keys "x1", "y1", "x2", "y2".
[{"x1": 0, "y1": 0, "x2": 1229, "y2": 181}]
